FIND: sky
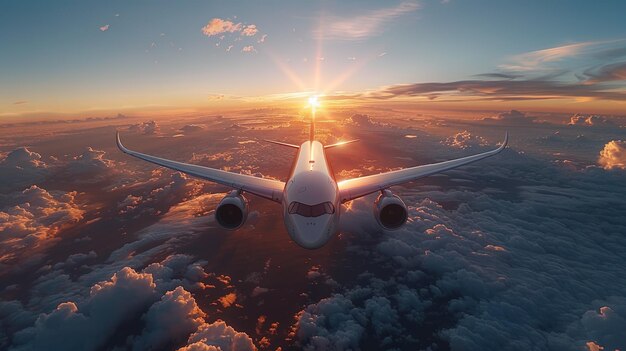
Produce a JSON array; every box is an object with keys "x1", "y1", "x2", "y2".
[{"x1": 2, "y1": 0, "x2": 626, "y2": 117}]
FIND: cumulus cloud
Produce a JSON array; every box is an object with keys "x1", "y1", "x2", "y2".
[
  {"x1": 129, "y1": 120, "x2": 160, "y2": 135},
  {"x1": 481, "y1": 109, "x2": 537, "y2": 124},
  {"x1": 201, "y1": 18, "x2": 242, "y2": 36},
  {"x1": 63, "y1": 147, "x2": 116, "y2": 178},
  {"x1": 0, "y1": 148, "x2": 49, "y2": 192},
  {"x1": 0, "y1": 186, "x2": 84, "y2": 265},
  {"x1": 202, "y1": 18, "x2": 259, "y2": 38},
  {"x1": 241, "y1": 24, "x2": 258, "y2": 37},
  {"x1": 598, "y1": 140, "x2": 626, "y2": 170},
  {"x1": 11, "y1": 267, "x2": 157, "y2": 351},
  {"x1": 317, "y1": 1, "x2": 420, "y2": 40},
  {"x1": 443, "y1": 131, "x2": 489, "y2": 149},
  {"x1": 343, "y1": 113, "x2": 381, "y2": 128},
  {"x1": 579, "y1": 297, "x2": 626, "y2": 351},
  {"x1": 132, "y1": 286, "x2": 206, "y2": 351},
  {"x1": 178, "y1": 320, "x2": 256, "y2": 351},
  {"x1": 5, "y1": 253, "x2": 230, "y2": 351},
  {"x1": 180, "y1": 124, "x2": 207, "y2": 133},
  {"x1": 242, "y1": 45, "x2": 256, "y2": 53}
]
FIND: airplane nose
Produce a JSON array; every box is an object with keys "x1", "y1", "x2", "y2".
[{"x1": 290, "y1": 214, "x2": 333, "y2": 249}]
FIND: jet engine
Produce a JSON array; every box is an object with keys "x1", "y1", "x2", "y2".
[
  {"x1": 215, "y1": 190, "x2": 249, "y2": 230},
  {"x1": 373, "y1": 190, "x2": 408, "y2": 230}
]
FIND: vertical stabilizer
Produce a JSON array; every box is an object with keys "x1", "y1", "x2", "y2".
[{"x1": 309, "y1": 115, "x2": 315, "y2": 142}]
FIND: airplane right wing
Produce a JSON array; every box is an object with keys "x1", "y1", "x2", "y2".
[
  {"x1": 337, "y1": 132, "x2": 508, "y2": 203},
  {"x1": 117, "y1": 132, "x2": 285, "y2": 203}
]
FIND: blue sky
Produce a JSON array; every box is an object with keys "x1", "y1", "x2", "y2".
[{"x1": 1, "y1": 0, "x2": 626, "y2": 115}]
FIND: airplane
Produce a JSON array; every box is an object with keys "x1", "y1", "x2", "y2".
[{"x1": 116, "y1": 98, "x2": 508, "y2": 249}]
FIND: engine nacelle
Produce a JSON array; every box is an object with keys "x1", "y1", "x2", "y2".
[
  {"x1": 215, "y1": 190, "x2": 249, "y2": 230},
  {"x1": 373, "y1": 190, "x2": 408, "y2": 230}
]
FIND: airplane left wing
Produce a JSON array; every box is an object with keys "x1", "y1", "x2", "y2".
[
  {"x1": 337, "y1": 133, "x2": 508, "y2": 203},
  {"x1": 117, "y1": 132, "x2": 285, "y2": 203}
]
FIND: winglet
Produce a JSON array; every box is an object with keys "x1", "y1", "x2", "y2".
[
  {"x1": 116, "y1": 131, "x2": 130, "y2": 154},
  {"x1": 499, "y1": 131, "x2": 509, "y2": 151}
]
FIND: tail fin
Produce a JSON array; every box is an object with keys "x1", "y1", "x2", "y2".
[{"x1": 309, "y1": 115, "x2": 315, "y2": 142}]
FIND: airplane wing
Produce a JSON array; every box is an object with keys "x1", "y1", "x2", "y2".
[
  {"x1": 337, "y1": 132, "x2": 508, "y2": 203},
  {"x1": 116, "y1": 132, "x2": 285, "y2": 203}
]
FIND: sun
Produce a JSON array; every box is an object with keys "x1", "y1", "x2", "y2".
[{"x1": 308, "y1": 95, "x2": 320, "y2": 108}]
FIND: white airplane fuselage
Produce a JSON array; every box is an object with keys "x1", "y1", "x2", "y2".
[{"x1": 282, "y1": 141, "x2": 340, "y2": 249}]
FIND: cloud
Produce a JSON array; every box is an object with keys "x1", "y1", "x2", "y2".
[
  {"x1": 317, "y1": 1, "x2": 420, "y2": 40},
  {"x1": 242, "y1": 45, "x2": 256, "y2": 53},
  {"x1": 343, "y1": 113, "x2": 381, "y2": 128},
  {"x1": 11, "y1": 267, "x2": 157, "y2": 351},
  {"x1": 0, "y1": 147, "x2": 49, "y2": 191},
  {"x1": 99, "y1": 24, "x2": 109, "y2": 32},
  {"x1": 180, "y1": 124, "x2": 207, "y2": 133},
  {"x1": 12, "y1": 100, "x2": 27, "y2": 105},
  {"x1": 598, "y1": 140, "x2": 626, "y2": 170},
  {"x1": 128, "y1": 120, "x2": 160, "y2": 135},
  {"x1": 202, "y1": 18, "x2": 259, "y2": 39},
  {"x1": 132, "y1": 287, "x2": 206, "y2": 351},
  {"x1": 257, "y1": 34, "x2": 267, "y2": 43},
  {"x1": 218, "y1": 293, "x2": 237, "y2": 308},
  {"x1": 363, "y1": 78, "x2": 626, "y2": 102},
  {"x1": 241, "y1": 24, "x2": 258, "y2": 37},
  {"x1": 501, "y1": 41, "x2": 594, "y2": 72},
  {"x1": 481, "y1": 109, "x2": 537, "y2": 124},
  {"x1": 177, "y1": 320, "x2": 256, "y2": 351},
  {"x1": 6, "y1": 251, "x2": 218, "y2": 351},
  {"x1": 579, "y1": 297, "x2": 626, "y2": 351},
  {"x1": 583, "y1": 61, "x2": 626, "y2": 83},
  {"x1": 201, "y1": 19, "x2": 243, "y2": 36},
  {"x1": 443, "y1": 131, "x2": 489, "y2": 149},
  {"x1": 0, "y1": 186, "x2": 84, "y2": 265},
  {"x1": 63, "y1": 147, "x2": 116, "y2": 178},
  {"x1": 568, "y1": 114, "x2": 617, "y2": 127}
]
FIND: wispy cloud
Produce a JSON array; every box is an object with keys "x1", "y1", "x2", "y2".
[
  {"x1": 583, "y1": 61, "x2": 626, "y2": 83},
  {"x1": 500, "y1": 42, "x2": 594, "y2": 72},
  {"x1": 350, "y1": 78, "x2": 626, "y2": 102},
  {"x1": 99, "y1": 24, "x2": 110, "y2": 32},
  {"x1": 500, "y1": 39, "x2": 626, "y2": 72},
  {"x1": 316, "y1": 1, "x2": 420, "y2": 40},
  {"x1": 13, "y1": 100, "x2": 28, "y2": 105}
]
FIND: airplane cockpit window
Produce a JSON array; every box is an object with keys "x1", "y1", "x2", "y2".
[{"x1": 288, "y1": 201, "x2": 335, "y2": 217}]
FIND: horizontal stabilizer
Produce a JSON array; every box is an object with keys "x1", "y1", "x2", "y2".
[
  {"x1": 263, "y1": 140, "x2": 299, "y2": 149},
  {"x1": 325, "y1": 139, "x2": 360, "y2": 149}
]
